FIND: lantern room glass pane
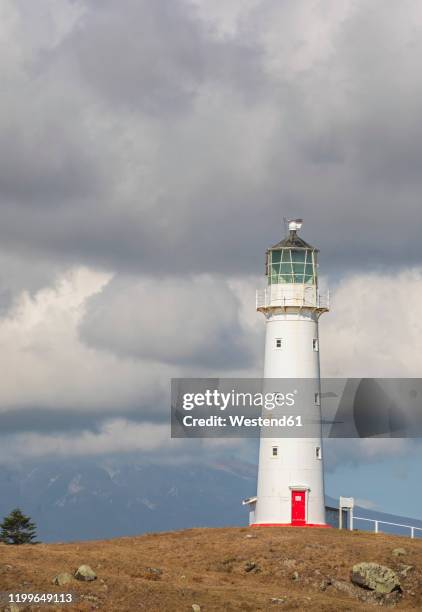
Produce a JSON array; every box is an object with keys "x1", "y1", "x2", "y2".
[
  {"x1": 268, "y1": 249, "x2": 316, "y2": 285},
  {"x1": 291, "y1": 250, "x2": 306, "y2": 263}
]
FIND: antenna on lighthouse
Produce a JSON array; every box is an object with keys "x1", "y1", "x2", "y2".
[{"x1": 287, "y1": 218, "x2": 303, "y2": 233}]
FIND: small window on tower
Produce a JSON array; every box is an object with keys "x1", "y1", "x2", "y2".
[
  {"x1": 316, "y1": 446, "x2": 322, "y2": 460},
  {"x1": 275, "y1": 338, "x2": 283, "y2": 349},
  {"x1": 272, "y1": 446, "x2": 278, "y2": 457},
  {"x1": 314, "y1": 392, "x2": 320, "y2": 405},
  {"x1": 313, "y1": 338, "x2": 319, "y2": 351}
]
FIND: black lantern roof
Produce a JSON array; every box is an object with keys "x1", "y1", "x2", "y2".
[{"x1": 269, "y1": 229, "x2": 318, "y2": 252}]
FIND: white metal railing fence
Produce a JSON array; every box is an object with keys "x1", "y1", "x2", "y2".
[
  {"x1": 256, "y1": 287, "x2": 330, "y2": 310},
  {"x1": 351, "y1": 515, "x2": 422, "y2": 539}
]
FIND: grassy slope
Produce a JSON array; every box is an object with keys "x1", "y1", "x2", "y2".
[{"x1": 1, "y1": 526, "x2": 422, "y2": 611}]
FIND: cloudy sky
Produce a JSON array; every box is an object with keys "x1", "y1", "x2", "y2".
[{"x1": 1, "y1": 0, "x2": 422, "y2": 517}]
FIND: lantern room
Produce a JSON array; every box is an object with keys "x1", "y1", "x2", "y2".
[{"x1": 266, "y1": 219, "x2": 318, "y2": 286}]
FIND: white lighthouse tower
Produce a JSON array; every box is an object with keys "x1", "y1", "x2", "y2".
[{"x1": 244, "y1": 219, "x2": 329, "y2": 527}]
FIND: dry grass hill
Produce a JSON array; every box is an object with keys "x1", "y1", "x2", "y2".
[{"x1": 1, "y1": 526, "x2": 422, "y2": 611}]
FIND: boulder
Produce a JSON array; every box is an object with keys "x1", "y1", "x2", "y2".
[
  {"x1": 74, "y1": 564, "x2": 97, "y2": 581},
  {"x1": 52, "y1": 571, "x2": 73, "y2": 586},
  {"x1": 351, "y1": 562, "x2": 401, "y2": 594},
  {"x1": 392, "y1": 547, "x2": 407, "y2": 557},
  {"x1": 192, "y1": 605, "x2": 201, "y2": 612}
]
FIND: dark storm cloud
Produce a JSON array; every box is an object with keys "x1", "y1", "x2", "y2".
[
  {"x1": 0, "y1": 0, "x2": 271, "y2": 277},
  {"x1": 0, "y1": 117, "x2": 101, "y2": 204},
  {"x1": 2, "y1": 0, "x2": 422, "y2": 278},
  {"x1": 62, "y1": 0, "x2": 266, "y2": 115}
]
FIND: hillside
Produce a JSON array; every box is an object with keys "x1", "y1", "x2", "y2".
[{"x1": 1, "y1": 527, "x2": 422, "y2": 611}]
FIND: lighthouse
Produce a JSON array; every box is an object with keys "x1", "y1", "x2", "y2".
[{"x1": 243, "y1": 219, "x2": 329, "y2": 527}]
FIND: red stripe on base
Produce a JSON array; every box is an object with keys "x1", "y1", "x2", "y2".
[{"x1": 251, "y1": 523, "x2": 332, "y2": 528}]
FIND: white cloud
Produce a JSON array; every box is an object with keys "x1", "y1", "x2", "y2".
[
  {"x1": 0, "y1": 415, "x2": 251, "y2": 463},
  {"x1": 321, "y1": 269, "x2": 422, "y2": 377},
  {"x1": 0, "y1": 267, "x2": 169, "y2": 414},
  {"x1": 0, "y1": 266, "x2": 263, "y2": 423},
  {"x1": 80, "y1": 273, "x2": 258, "y2": 368},
  {"x1": 0, "y1": 420, "x2": 174, "y2": 461},
  {"x1": 0, "y1": 264, "x2": 420, "y2": 464}
]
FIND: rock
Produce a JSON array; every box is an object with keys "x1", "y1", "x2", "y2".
[
  {"x1": 392, "y1": 547, "x2": 407, "y2": 557},
  {"x1": 270, "y1": 597, "x2": 286, "y2": 604},
  {"x1": 282, "y1": 559, "x2": 296, "y2": 568},
  {"x1": 245, "y1": 534, "x2": 257, "y2": 539},
  {"x1": 291, "y1": 571, "x2": 299, "y2": 581},
  {"x1": 383, "y1": 591, "x2": 403, "y2": 605},
  {"x1": 244, "y1": 561, "x2": 260, "y2": 573},
  {"x1": 222, "y1": 556, "x2": 237, "y2": 565},
  {"x1": 142, "y1": 567, "x2": 162, "y2": 580},
  {"x1": 398, "y1": 564, "x2": 414, "y2": 577},
  {"x1": 333, "y1": 577, "x2": 402, "y2": 605},
  {"x1": 52, "y1": 571, "x2": 73, "y2": 586},
  {"x1": 351, "y1": 562, "x2": 401, "y2": 594},
  {"x1": 81, "y1": 595, "x2": 99, "y2": 602},
  {"x1": 331, "y1": 578, "x2": 361, "y2": 599},
  {"x1": 74, "y1": 564, "x2": 97, "y2": 581},
  {"x1": 192, "y1": 605, "x2": 201, "y2": 612}
]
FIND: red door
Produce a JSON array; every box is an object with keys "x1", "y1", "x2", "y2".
[{"x1": 291, "y1": 490, "x2": 306, "y2": 525}]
